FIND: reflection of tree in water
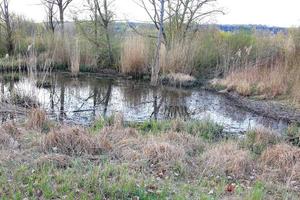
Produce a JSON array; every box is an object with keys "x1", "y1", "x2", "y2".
[
  {"x1": 121, "y1": 81, "x2": 150, "y2": 107},
  {"x1": 151, "y1": 87, "x2": 193, "y2": 120},
  {"x1": 90, "y1": 79, "x2": 112, "y2": 118},
  {"x1": 59, "y1": 78, "x2": 66, "y2": 122},
  {"x1": 55, "y1": 76, "x2": 114, "y2": 121}
]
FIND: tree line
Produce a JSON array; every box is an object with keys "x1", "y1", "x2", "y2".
[{"x1": 0, "y1": 0, "x2": 222, "y2": 85}]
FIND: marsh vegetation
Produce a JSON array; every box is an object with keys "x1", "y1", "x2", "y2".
[{"x1": 0, "y1": 0, "x2": 299, "y2": 199}]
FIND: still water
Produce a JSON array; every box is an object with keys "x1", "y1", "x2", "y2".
[{"x1": 0, "y1": 72, "x2": 288, "y2": 133}]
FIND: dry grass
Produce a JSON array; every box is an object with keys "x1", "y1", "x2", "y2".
[
  {"x1": 27, "y1": 108, "x2": 47, "y2": 130},
  {"x1": 290, "y1": 67, "x2": 300, "y2": 103},
  {"x1": 217, "y1": 30, "x2": 300, "y2": 102},
  {"x1": 201, "y1": 141, "x2": 253, "y2": 178},
  {"x1": 161, "y1": 131, "x2": 206, "y2": 155},
  {"x1": 160, "y1": 40, "x2": 198, "y2": 74},
  {"x1": 218, "y1": 65, "x2": 289, "y2": 97},
  {"x1": 2, "y1": 121, "x2": 21, "y2": 138},
  {"x1": 245, "y1": 127, "x2": 280, "y2": 155},
  {"x1": 165, "y1": 73, "x2": 196, "y2": 86},
  {"x1": 36, "y1": 154, "x2": 71, "y2": 168},
  {"x1": 42, "y1": 126, "x2": 103, "y2": 156},
  {"x1": 143, "y1": 140, "x2": 185, "y2": 171},
  {"x1": 0, "y1": 128, "x2": 19, "y2": 150},
  {"x1": 97, "y1": 125, "x2": 205, "y2": 175},
  {"x1": 69, "y1": 37, "x2": 80, "y2": 76},
  {"x1": 99, "y1": 126, "x2": 142, "y2": 161},
  {"x1": 259, "y1": 143, "x2": 300, "y2": 184},
  {"x1": 120, "y1": 35, "x2": 150, "y2": 75}
]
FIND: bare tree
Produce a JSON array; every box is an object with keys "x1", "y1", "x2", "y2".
[
  {"x1": 93, "y1": 0, "x2": 114, "y2": 66},
  {"x1": 45, "y1": 0, "x2": 74, "y2": 35},
  {"x1": 151, "y1": 0, "x2": 165, "y2": 86},
  {"x1": 42, "y1": 0, "x2": 57, "y2": 33},
  {"x1": 138, "y1": 0, "x2": 223, "y2": 45},
  {"x1": 0, "y1": 0, "x2": 13, "y2": 55},
  {"x1": 78, "y1": 0, "x2": 115, "y2": 67}
]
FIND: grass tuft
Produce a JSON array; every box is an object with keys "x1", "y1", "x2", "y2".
[
  {"x1": 244, "y1": 127, "x2": 280, "y2": 155},
  {"x1": 259, "y1": 143, "x2": 300, "y2": 184},
  {"x1": 201, "y1": 141, "x2": 253, "y2": 178},
  {"x1": 42, "y1": 126, "x2": 104, "y2": 156}
]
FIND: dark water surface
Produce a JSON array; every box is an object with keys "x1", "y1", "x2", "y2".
[{"x1": 0, "y1": 72, "x2": 288, "y2": 133}]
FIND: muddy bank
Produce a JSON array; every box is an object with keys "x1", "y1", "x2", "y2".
[
  {"x1": 159, "y1": 76, "x2": 300, "y2": 124},
  {"x1": 213, "y1": 90, "x2": 300, "y2": 124}
]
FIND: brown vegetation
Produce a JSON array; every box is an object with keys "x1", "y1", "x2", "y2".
[
  {"x1": 218, "y1": 65, "x2": 289, "y2": 97},
  {"x1": 245, "y1": 127, "x2": 280, "y2": 155},
  {"x1": 259, "y1": 143, "x2": 300, "y2": 184},
  {"x1": 164, "y1": 73, "x2": 196, "y2": 86},
  {"x1": 160, "y1": 40, "x2": 197, "y2": 74},
  {"x1": 27, "y1": 108, "x2": 47, "y2": 130},
  {"x1": 36, "y1": 154, "x2": 72, "y2": 168},
  {"x1": 201, "y1": 141, "x2": 253, "y2": 178},
  {"x1": 120, "y1": 36, "x2": 150, "y2": 75},
  {"x1": 42, "y1": 126, "x2": 103, "y2": 156},
  {"x1": 2, "y1": 121, "x2": 21, "y2": 138},
  {"x1": 1, "y1": 116, "x2": 300, "y2": 199},
  {"x1": 216, "y1": 29, "x2": 300, "y2": 104},
  {"x1": 0, "y1": 126, "x2": 19, "y2": 150}
]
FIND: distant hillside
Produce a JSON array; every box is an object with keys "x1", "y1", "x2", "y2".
[
  {"x1": 217, "y1": 24, "x2": 286, "y2": 34},
  {"x1": 62, "y1": 21, "x2": 287, "y2": 34},
  {"x1": 122, "y1": 22, "x2": 287, "y2": 34}
]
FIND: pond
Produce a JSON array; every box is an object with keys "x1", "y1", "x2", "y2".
[{"x1": 0, "y1": 72, "x2": 288, "y2": 133}]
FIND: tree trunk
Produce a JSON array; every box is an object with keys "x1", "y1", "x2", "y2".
[
  {"x1": 105, "y1": 28, "x2": 114, "y2": 67},
  {"x1": 59, "y1": 5, "x2": 64, "y2": 36},
  {"x1": 151, "y1": 0, "x2": 165, "y2": 86},
  {"x1": 103, "y1": 0, "x2": 113, "y2": 67},
  {"x1": 103, "y1": 80, "x2": 112, "y2": 117},
  {"x1": 59, "y1": 83, "x2": 65, "y2": 122}
]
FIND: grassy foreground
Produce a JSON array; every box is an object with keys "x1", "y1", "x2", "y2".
[{"x1": 0, "y1": 110, "x2": 299, "y2": 199}]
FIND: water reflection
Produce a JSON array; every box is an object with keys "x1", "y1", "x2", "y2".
[{"x1": 0, "y1": 72, "x2": 288, "y2": 133}]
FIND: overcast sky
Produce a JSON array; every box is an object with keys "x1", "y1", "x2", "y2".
[{"x1": 10, "y1": 0, "x2": 300, "y2": 27}]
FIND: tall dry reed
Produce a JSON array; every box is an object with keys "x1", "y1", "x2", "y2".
[
  {"x1": 69, "y1": 37, "x2": 80, "y2": 76},
  {"x1": 160, "y1": 39, "x2": 198, "y2": 75},
  {"x1": 120, "y1": 35, "x2": 150, "y2": 75}
]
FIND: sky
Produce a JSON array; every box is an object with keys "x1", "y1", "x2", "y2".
[{"x1": 9, "y1": 0, "x2": 300, "y2": 27}]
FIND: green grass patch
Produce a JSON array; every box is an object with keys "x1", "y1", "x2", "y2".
[{"x1": 128, "y1": 119, "x2": 224, "y2": 141}]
